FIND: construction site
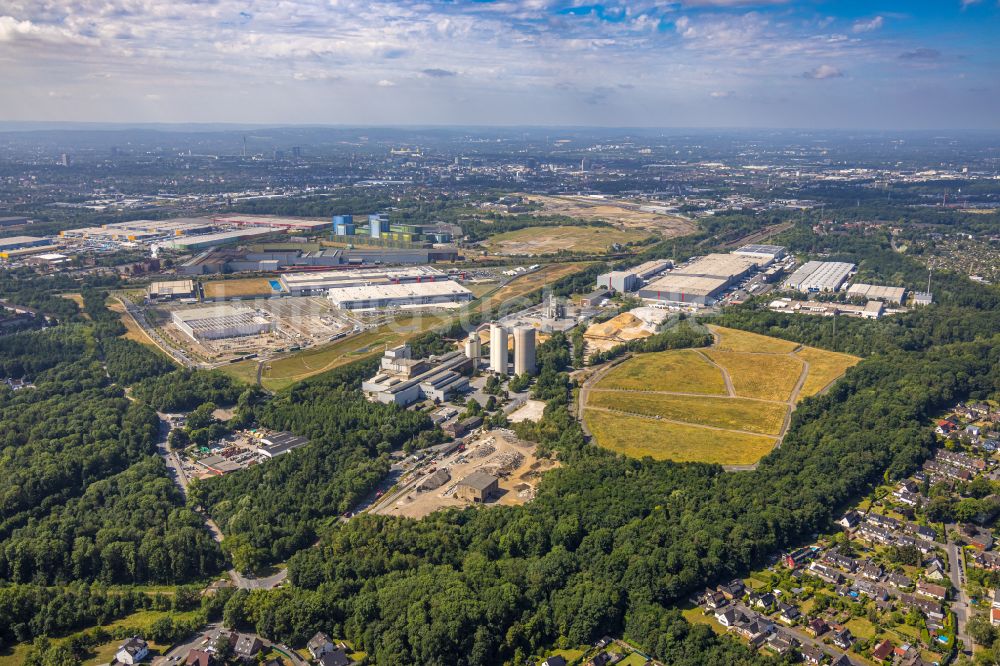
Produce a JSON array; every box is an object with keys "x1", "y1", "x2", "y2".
[
  {"x1": 373, "y1": 429, "x2": 558, "y2": 519},
  {"x1": 145, "y1": 296, "x2": 361, "y2": 363},
  {"x1": 582, "y1": 306, "x2": 670, "y2": 355}
]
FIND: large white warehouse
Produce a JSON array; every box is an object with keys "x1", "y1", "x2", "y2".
[
  {"x1": 327, "y1": 280, "x2": 473, "y2": 310},
  {"x1": 171, "y1": 304, "x2": 274, "y2": 341}
]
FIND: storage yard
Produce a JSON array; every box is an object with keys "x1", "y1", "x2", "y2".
[
  {"x1": 372, "y1": 429, "x2": 557, "y2": 519},
  {"x1": 581, "y1": 326, "x2": 860, "y2": 467}
]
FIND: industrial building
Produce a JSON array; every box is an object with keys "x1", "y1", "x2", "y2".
[
  {"x1": 784, "y1": 261, "x2": 856, "y2": 292},
  {"x1": 455, "y1": 471, "x2": 499, "y2": 503},
  {"x1": 327, "y1": 280, "x2": 473, "y2": 310},
  {"x1": 639, "y1": 274, "x2": 731, "y2": 305},
  {"x1": 162, "y1": 227, "x2": 283, "y2": 251},
  {"x1": 673, "y1": 253, "x2": 758, "y2": 281},
  {"x1": 362, "y1": 345, "x2": 472, "y2": 406},
  {"x1": 846, "y1": 283, "x2": 906, "y2": 305},
  {"x1": 0, "y1": 216, "x2": 29, "y2": 227},
  {"x1": 369, "y1": 214, "x2": 390, "y2": 238},
  {"x1": 59, "y1": 218, "x2": 216, "y2": 242},
  {"x1": 0, "y1": 236, "x2": 56, "y2": 259},
  {"x1": 769, "y1": 298, "x2": 885, "y2": 320},
  {"x1": 490, "y1": 323, "x2": 509, "y2": 374},
  {"x1": 732, "y1": 244, "x2": 787, "y2": 265},
  {"x1": 596, "y1": 259, "x2": 671, "y2": 292},
  {"x1": 912, "y1": 291, "x2": 934, "y2": 306},
  {"x1": 212, "y1": 214, "x2": 332, "y2": 232},
  {"x1": 147, "y1": 279, "x2": 196, "y2": 301},
  {"x1": 279, "y1": 266, "x2": 448, "y2": 296},
  {"x1": 0, "y1": 236, "x2": 51, "y2": 251},
  {"x1": 579, "y1": 289, "x2": 609, "y2": 308},
  {"x1": 256, "y1": 432, "x2": 309, "y2": 458},
  {"x1": 464, "y1": 333, "x2": 482, "y2": 363},
  {"x1": 333, "y1": 215, "x2": 355, "y2": 236},
  {"x1": 513, "y1": 326, "x2": 537, "y2": 376},
  {"x1": 171, "y1": 304, "x2": 274, "y2": 341}
]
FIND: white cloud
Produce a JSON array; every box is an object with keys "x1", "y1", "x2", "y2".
[
  {"x1": 377, "y1": 79, "x2": 396, "y2": 87},
  {"x1": 803, "y1": 64, "x2": 844, "y2": 79},
  {"x1": 852, "y1": 16, "x2": 884, "y2": 33},
  {"x1": 709, "y1": 90, "x2": 732, "y2": 97}
]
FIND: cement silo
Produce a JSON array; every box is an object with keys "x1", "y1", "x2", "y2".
[
  {"x1": 464, "y1": 332, "x2": 482, "y2": 363},
  {"x1": 489, "y1": 323, "x2": 508, "y2": 374},
  {"x1": 513, "y1": 326, "x2": 536, "y2": 376}
]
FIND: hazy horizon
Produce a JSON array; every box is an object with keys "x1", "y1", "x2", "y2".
[{"x1": 2, "y1": 1, "x2": 999, "y2": 130}]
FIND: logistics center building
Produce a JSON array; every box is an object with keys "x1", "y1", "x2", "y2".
[
  {"x1": 638, "y1": 253, "x2": 757, "y2": 305},
  {"x1": 784, "y1": 261, "x2": 856, "y2": 292},
  {"x1": 171, "y1": 304, "x2": 274, "y2": 341}
]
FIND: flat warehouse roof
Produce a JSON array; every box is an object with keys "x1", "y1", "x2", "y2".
[
  {"x1": 0, "y1": 235, "x2": 47, "y2": 248},
  {"x1": 149, "y1": 279, "x2": 194, "y2": 294},
  {"x1": 735, "y1": 244, "x2": 785, "y2": 255},
  {"x1": 641, "y1": 274, "x2": 730, "y2": 297},
  {"x1": 172, "y1": 304, "x2": 257, "y2": 322},
  {"x1": 328, "y1": 280, "x2": 472, "y2": 301},
  {"x1": 673, "y1": 253, "x2": 756, "y2": 279}
]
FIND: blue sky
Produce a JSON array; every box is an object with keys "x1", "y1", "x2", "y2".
[{"x1": 0, "y1": 0, "x2": 997, "y2": 128}]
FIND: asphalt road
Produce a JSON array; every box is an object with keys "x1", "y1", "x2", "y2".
[{"x1": 946, "y1": 532, "x2": 973, "y2": 654}]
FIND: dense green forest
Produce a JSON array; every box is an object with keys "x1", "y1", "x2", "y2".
[{"x1": 193, "y1": 386, "x2": 443, "y2": 572}]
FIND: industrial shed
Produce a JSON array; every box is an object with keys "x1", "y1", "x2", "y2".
[
  {"x1": 456, "y1": 471, "x2": 499, "y2": 503},
  {"x1": 171, "y1": 304, "x2": 274, "y2": 341}
]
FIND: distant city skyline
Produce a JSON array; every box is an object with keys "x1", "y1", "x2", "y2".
[{"x1": 1, "y1": 0, "x2": 998, "y2": 129}]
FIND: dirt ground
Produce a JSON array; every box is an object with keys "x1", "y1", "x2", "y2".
[
  {"x1": 522, "y1": 194, "x2": 695, "y2": 237},
  {"x1": 508, "y1": 399, "x2": 547, "y2": 423},
  {"x1": 377, "y1": 429, "x2": 558, "y2": 519}
]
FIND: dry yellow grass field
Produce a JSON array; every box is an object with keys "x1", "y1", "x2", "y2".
[
  {"x1": 708, "y1": 325, "x2": 799, "y2": 354},
  {"x1": 584, "y1": 410, "x2": 776, "y2": 465},
  {"x1": 588, "y1": 392, "x2": 787, "y2": 436},
  {"x1": 796, "y1": 346, "x2": 861, "y2": 399},
  {"x1": 484, "y1": 225, "x2": 649, "y2": 255},
  {"x1": 521, "y1": 194, "x2": 695, "y2": 237},
  {"x1": 203, "y1": 277, "x2": 277, "y2": 299},
  {"x1": 595, "y1": 348, "x2": 728, "y2": 394},
  {"x1": 703, "y1": 350, "x2": 804, "y2": 402}
]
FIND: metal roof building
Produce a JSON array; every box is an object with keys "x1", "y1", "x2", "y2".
[
  {"x1": 327, "y1": 280, "x2": 473, "y2": 310},
  {"x1": 847, "y1": 283, "x2": 906, "y2": 304},
  {"x1": 784, "y1": 261, "x2": 855, "y2": 292},
  {"x1": 638, "y1": 274, "x2": 731, "y2": 305},
  {"x1": 171, "y1": 304, "x2": 273, "y2": 341}
]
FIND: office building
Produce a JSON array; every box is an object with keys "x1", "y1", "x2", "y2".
[
  {"x1": 513, "y1": 326, "x2": 536, "y2": 376},
  {"x1": 490, "y1": 323, "x2": 508, "y2": 374}
]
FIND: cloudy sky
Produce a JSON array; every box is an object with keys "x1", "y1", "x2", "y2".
[{"x1": 1, "y1": 0, "x2": 998, "y2": 128}]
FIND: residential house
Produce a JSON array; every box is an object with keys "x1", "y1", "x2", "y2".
[
  {"x1": 866, "y1": 513, "x2": 901, "y2": 530},
  {"x1": 542, "y1": 657, "x2": 567, "y2": 666},
  {"x1": 318, "y1": 650, "x2": 352, "y2": 666},
  {"x1": 587, "y1": 653, "x2": 613, "y2": 666},
  {"x1": 715, "y1": 608, "x2": 745, "y2": 628},
  {"x1": 885, "y1": 572, "x2": 913, "y2": 589},
  {"x1": 823, "y1": 550, "x2": 858, "y2": 572},
  {"x1": 115, "y1": 637, "x2": 149, "y2": 665},
  {"x1": 703, "y1": 589, "x2": 727, "y2": 610},
  {"x1": 973, "y1": 551, "x2": 1000, "y2": 571},
  {"x1": 899, "y1": 593, "x2": 944, "y2": 620},
  {"x1": 916, "y1": 581, "x2": 947, "y2": 601},
  {"x1": 719, "y1": 579, "x2": 746, "y2": 600},
  {"x1": 777, "y1": 603, "x2": 800, "y2": 624},
  {"x1": 871, "y1": 639, "x2": 893, "y2": 662},
  {"x1": 831, "y1": 627, "x2": 854, "y2": 650},
  {"x1": 992, "y1": 607, "x2": 1000, "y2": 627},
  {"x1": 800, "y1": 645, "x2": 824, "y2": 664},
  {"x1": 859, "y1": 560, "x2": 884, "y2": 580},
  {"x1": 838, "y1": 511, "x2": 862, "y2": 530},
  {"x1": 783, "y1": 547, "x2": 818, "y2": 569},
  {"x1": 764, "y1": 631, "x2": 796, "y2": 655},
  {"x1": 185, "y1": 650, "x2": 212, "y2": 666},
  {"x1": 924, "y1": 561, "x2": 946, "y2": 581},
  {"x1": 831, "y1": 652, "x2": 855, "y2": 666},
  {"x1": 307, "y1": 633, "x2": 336, "y2": 660},
  {"x1": 806, "y1": 617, "x2": 829, "y2": 637},
  {"x1": 234, "y1": 635, "x2": 263, "y2": 661},
  {"x1": 750, "y1": 591, "x2": 776, "y2": 611},
  {"x1": 808, "y1": 562, "x2": 843, "y2": 584}
]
